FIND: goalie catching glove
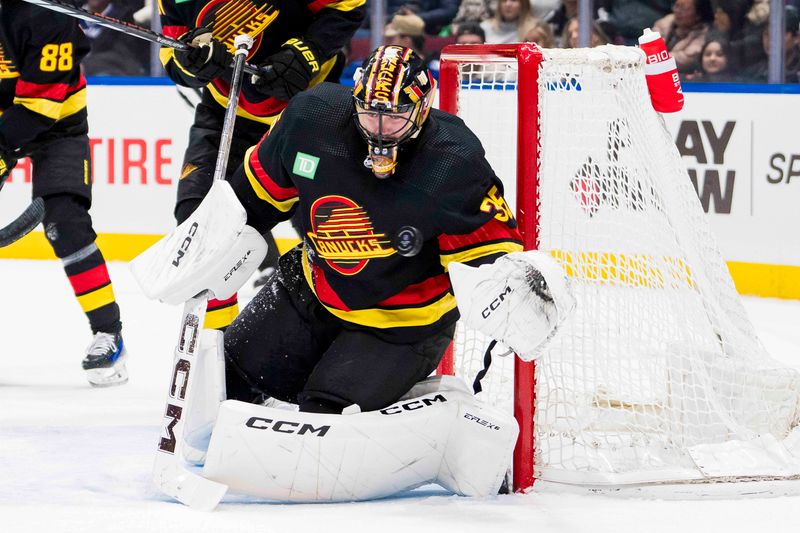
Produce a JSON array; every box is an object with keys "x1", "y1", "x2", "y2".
[
  {"x1": 448, "y1": 251, "x2": 576, "y2": 361},
  {"x1": 251, "y1": 39, "x2": 320, "y2": 101},
  {"x1": 173, "y1": 28, "x2": 232, "y2": 85}
]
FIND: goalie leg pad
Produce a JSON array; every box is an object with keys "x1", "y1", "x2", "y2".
[
  {"x1": 182, "y1": 329, "x2": 227, "y2": 465},
  {"x1": 202, "y1": 379, "x2": 518, "y2": 502}
]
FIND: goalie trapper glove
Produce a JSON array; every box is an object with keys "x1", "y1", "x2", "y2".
[
  {"x1": 0, "y1": 144, "x2": 18, "y2": 191},
  {"x1": 448, "y1": 251, "x2": 577, "y2": 362},
  {"x1": 251, "y1": 39, "x2": 320, "y2": 101},
  {"x1": 173, "y1": 28, "x2": 232, "y2": 84}
]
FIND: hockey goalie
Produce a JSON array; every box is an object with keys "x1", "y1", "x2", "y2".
[{"x1": 131, "y1": 45, "x2": 575, "y2": 507}]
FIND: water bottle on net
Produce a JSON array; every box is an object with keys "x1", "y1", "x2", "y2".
[{"x1": 638, "y1": 28, "x2": 684, "y2": 113}]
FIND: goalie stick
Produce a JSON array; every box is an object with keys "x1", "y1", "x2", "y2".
[
  {"x1": 152, "y1": 34, "x2": 254, "y2": 511},
  {"x1": 0, "y1": 197, "x2": 44, "y2": 248},
  {"x1": 19, "y1": 0, "x2": 266, "y2": 77}
]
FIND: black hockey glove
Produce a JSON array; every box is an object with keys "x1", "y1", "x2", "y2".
[
  {"x1": 173, "y1": 28, "x2": 232, "y2": 84},
  {"x1": 0, "y1": 144, "x2": 17, "y2": 191},
  {"x1": 251, "y1": 39, "x2": 321, "y2": 101}
]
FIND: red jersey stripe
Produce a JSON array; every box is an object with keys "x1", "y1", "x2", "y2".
[
  {"x1": 438, "y1": 217, "x2": 522, "y2": 252},
  {"x1": 68, "y1": 264, "x2": 111, "y2": 295},
  {"x1": 212, "y1": 78, "x2": 287, "y2": 118},
  {"x1": 310, "y1": 261, "x2": 351, "y2": 311},
  {"x1": 162, "y1": 25, "x2": 189, "y2": 39},
  {"x1": 15, "y1": 76, "x2": 85, "y2": 101},
  {"x1": 377, "y1": 273, "x2": 451, "y2": 307},
  {"x1": 249, "y1": 147, "x2": 298, "y2": 201}
]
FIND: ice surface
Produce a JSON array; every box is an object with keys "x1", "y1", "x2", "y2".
[{"x1": 1, "y1": 259, "x2": 799, "y2": 533}]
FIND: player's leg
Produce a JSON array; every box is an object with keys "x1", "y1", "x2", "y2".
[
  {"x1": 223, "y1": 246, "x2": 341, "y2": 404},
  {"x1": 32, "y1": 136, "x2": 127, "y2": 387},
  {"x1": 298, "y1": 324, "x2": 455, "y2": 414}
]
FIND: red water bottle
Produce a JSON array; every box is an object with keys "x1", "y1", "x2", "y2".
[{"x1": 638, "y1": 28, "x2": 684, "y2": 113}]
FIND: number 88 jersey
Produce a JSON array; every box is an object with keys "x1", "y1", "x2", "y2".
[{"x1": 0, "y1": 1, "x2": 90, "y2": 153}]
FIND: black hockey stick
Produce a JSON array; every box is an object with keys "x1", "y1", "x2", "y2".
[
  {"x1": 19, "y1": 0, "x2": 265, "y2": 77},
  {"x1": 0, "y1": 197, "x2": 44, "y2": 248}
]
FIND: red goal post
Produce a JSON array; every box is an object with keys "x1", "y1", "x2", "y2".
[{"x1": 438, "y1": 43, "x2": 542, "y2": 493}]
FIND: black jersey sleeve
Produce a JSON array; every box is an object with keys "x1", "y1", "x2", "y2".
[
  {"x1": 157, "y1": 0, "x2": 206, "y2": 88},
  {"x1": 228, "y1": 105, "x2": 300, "y2": 232},
  {"x1": 0, "y1": 8, "x2": 88, "y2": 151},
  {"x1": 436, "y1": 156, "x2": 523, "y2": 269},
  {"x1": 301, "y1": 0, "x2": 366, "y2": 60}
]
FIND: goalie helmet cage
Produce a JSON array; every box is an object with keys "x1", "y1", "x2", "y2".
[{"x1": 436, "y1": 43, "x2": 800, "y2": 493}]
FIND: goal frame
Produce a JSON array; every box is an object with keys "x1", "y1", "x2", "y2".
[{"x1": 437, "y1": 43, "x2": 544, "y2": 493}]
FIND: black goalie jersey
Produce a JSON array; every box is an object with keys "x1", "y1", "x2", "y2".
[
  {"x1": 0, "y1": 1, "x2": 90, "y2": 152},
  {"x1": 230, "y1": 83, "x2": 523, "y2": 338},
  {"x1": 159, "y1": 0, "x2": 365, "y2": 127}
]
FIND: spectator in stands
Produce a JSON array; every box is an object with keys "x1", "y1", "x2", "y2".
[
  {"x1": 390, "y1": 1, "x2": 460, "y2": 35},
  {"x1": 712, "y1": 0, "x2": 763, "y2": 74},
  {"x1": 604, "y1": 0, "x2": 673, "y2": 45},
  {"x1": 742, "y1": 5, "x2": 800, "y2": 82},
  {"x1": 544, "y1": 0, "x2": 600, "y2": 47},
  {"x1": 562, "y1": 18, "x2": 621, "y2": 47},
  {"x1": 481, "y1": 0, "x2": 539, "y2": 43},
  {"x1": 654, "y1": 0, "x2": 714, "y2": 74},
  {"x1": 454, "y1": 23, "x2": 488, "y2": 83},
  {"x1": 81, "y1": 0, "x2": 150, "y2": 76},
  {"x1": 455, "y1": 22, "x2": 487, "y2": 44},
  {"x1": 530, "y1": 0, "x2": 561, "y2": 19},
  {"x1": 450, "y1": 0, "x2": 493, "y2": 35},
  {"x1": 523, "y1": 17, "x2": 557, "y2": 47},
  {"x1": 385, "y1": 13, "x2": 443, "y2": 78},
  {"x1": 686, "y1": 33, "x2": 738, "y2": 81},
  {"x1": 385, "y1": 13, "x2": 427, "y2": 56}
]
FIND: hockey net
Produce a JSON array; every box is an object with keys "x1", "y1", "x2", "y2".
[{"x1": 438, "y1": 44, "x2": 800, "y2": 492}]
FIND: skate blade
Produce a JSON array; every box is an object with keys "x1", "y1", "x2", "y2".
[{"x1": 86, "y1": 362, "x2": 129, "y2": 388}]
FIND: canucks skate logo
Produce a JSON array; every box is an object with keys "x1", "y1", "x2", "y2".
[
  {"x1": 0, "y1": 42, "x2": 19, "y2": 78},
  {"x1": 307, "y1": 195, "x2": 394, "y2": 275},
  {"x1": 196, "y1": 0, "x2": 279, "y2": 58}
]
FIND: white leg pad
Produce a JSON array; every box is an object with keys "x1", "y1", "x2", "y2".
[
  {"x1": 182, "y1": 329, "x2": 226, "y2": 465},
  {"x1": 201, "y1": 378, "x2": 518, "y2": 502}
]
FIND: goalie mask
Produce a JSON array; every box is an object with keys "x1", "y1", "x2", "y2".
[{"x1": 353, "y1": 46, "x2": 436, "y2": 178}]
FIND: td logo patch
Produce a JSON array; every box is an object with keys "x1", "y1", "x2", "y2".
[{"x1": 293, "y1": 152, "x2": 320, "y2": 179}]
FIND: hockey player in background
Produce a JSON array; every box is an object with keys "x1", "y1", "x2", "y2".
[
  {"x1": 222, "y1": 45, "x2": 524, "y2": 415},
  {"x1": 0, "y1": 0, "x2": 128, "y2": 387},
  {"x1": 157, "y1": 0, "x2": 365, "y2": 330}
]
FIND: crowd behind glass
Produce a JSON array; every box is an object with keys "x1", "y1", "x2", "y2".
[{"x1": 81, "y1": 0, "x2": 800, "y2": 84}]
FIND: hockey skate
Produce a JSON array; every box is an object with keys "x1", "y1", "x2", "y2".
[{"x1": 82, "y1": 331, "x2": 129, "y2": 387}]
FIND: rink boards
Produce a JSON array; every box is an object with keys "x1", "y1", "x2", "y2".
[{"x1": 0, "y1": 80, "x2": 798, "y2": 298}]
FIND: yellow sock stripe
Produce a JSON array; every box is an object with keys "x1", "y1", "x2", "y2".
[
  {"x1": 204, "y1": 303, "x2": 239, "y2": 330},
  {"x1": 76, "y1": 284, "x2": 116, "y2": 313}
]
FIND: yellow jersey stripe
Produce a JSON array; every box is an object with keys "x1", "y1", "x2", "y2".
[
  {"x1": 440, "y1": 241, "x2": 524, "y2": 270},
  {"x1": 244, "y1": 147, "x2": 299, "y2": 212},
  {"x1": 301, "y1": 249, "x2": 457, "y2": 328},
  {"x1": 13, "y1": 88, "x2": 86, "y2": 121}
]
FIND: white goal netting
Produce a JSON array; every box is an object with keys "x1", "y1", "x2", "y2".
[{"x1": 444, "y1": 45, "x2": 800, "y2": 485}]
